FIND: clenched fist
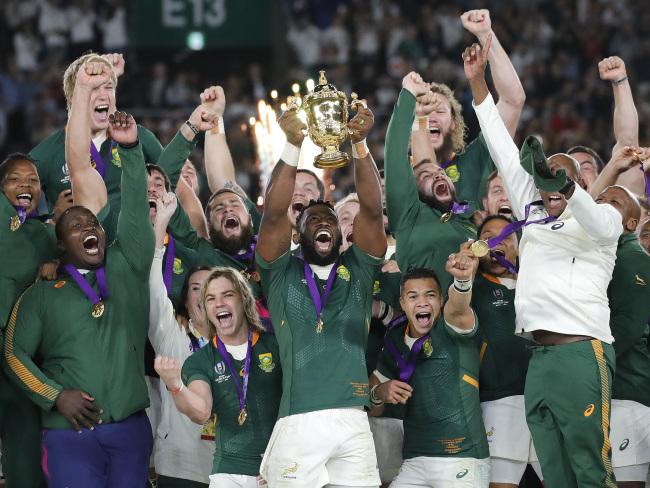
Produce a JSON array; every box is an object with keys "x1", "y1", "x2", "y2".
[
  {"x1": 446, "y1": 241, "x2": 479, "y2": 281},
  {"x1": 598, "y1": 56, "x2": 627, "y2": 82},
  {"x1": 154, "y1": 356, "x2": 183, "y2": 391},
  {"x1": 402, "y1": 71, "x2": 429, "y2": 98},
  {"x1": 101, "y1": 53, "x2": 125, "y2": 78},
  {"x1": 76, "y1": 62, "x2": 112, "y2": 90},
  {"x1": 108, "y1": 111, "x2": 137, "y2": 146},
  {"x1": 278, "y1": 109, "x2": 307, "y2": 146},
  {"x1": 348, "y1": 104, "x2": 374, "y2": 143},
  {"x1": 461, "y1": 9, "x2": 492, "y2": 39},
  {"x1": 200, "y1": 85, "x2": 226, "y2": 118},
  {"x1": 375, "y1": 380, "x2": 413, "y2": 405}
]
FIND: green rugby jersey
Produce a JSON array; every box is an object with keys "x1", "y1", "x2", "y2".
[
  {"x1": 372, "y1": 270, "x2": 402, "y2": 309},
  {"x1": 376, "y1": 318, "x2": 488, "y2": 459},
  {"x1": 385, "y1": 89, "x2": 476, "y2": 292},
  {"x1": 256, "y1": 245, "x2": 382, "y2": 417},
  {"x1": 162, "y1": 232, "x2": 198, "y2": 308},
  {"x1": 182, "y1": 330, "x2": 282, "y2": 476},
  {"x1": 609, "y1": 233, "x2": 650, "y2": 407},
  {"x1": 4, "y1": 143, "x2": 155, "y2": 429},
  {"x1": 155, "y1": 130, "x2": 197, "y2": 190},
  {"x1": 472, "y1": 273, "x2": 530, "y2": 402},
  {"x1": 0, "y1": 194, "x2": 57, "y2": 327}
]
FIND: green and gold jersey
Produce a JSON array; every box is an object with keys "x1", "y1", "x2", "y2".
[
  {"x1": 372, "y1": 270, "x2": 402, "y2": 309},
  {"x1": 385, "y1": 89, "x2": 477, "y2": 292},
  {"x1": 161, "y1": 232, "x2": 198, "y2": 309},
  {"x1": 4, "y1": 143, "x2": 155, "y2": 429},
  {"x1": 182, "y1": 331, "x2": 282, "y2": 476},
  {"x1": 376, "y1": 318, "x2": 488, "y2": 459},
  {"x1": 256, "y1": 245, "x2": 382, "y2": 417},
  {"x1": 609, "y1": 233, "x2": 650, "y2": 407},
  {"x1": 472, "y1": 273, "x2": 530, "y2": 402},
  {"x1": 0, "y1": 194, "x2": 57, "y2": 327}
]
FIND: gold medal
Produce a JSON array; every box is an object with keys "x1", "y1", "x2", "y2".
[
  {"x1": 238, "y1": 408, "x2": 247, "y2": 426},
  {"x1": 9, "y1": 215, "x2": 20, "y2": 232},
  {"x1": 316, "y1": 317, "x2": 323, "y2": 334},
  {"x1": 470, "y1": 240, "x2": 490, "y2": 258},
  {"x1": 91, "y1": 301, "x2": 105, "y2": 318},
  {"x1": 440, "y1": 212, "x2": 452, "y2": 223}
]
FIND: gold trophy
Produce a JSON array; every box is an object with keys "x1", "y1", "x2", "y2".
[{"x1": 295, "y1": 70, "x2": 359, "y2": 169}]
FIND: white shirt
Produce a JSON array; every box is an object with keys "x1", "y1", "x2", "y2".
[
  {"x1": 473, "y1": 94, "x2": 623, "y2": 343},
  {"x1": 149, "y1": 248, "x2": 214, "y2": 483}
]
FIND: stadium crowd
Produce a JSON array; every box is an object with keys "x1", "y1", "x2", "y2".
[{"x1": 0, "y1": 1, "x2": 649, "y2": 488}]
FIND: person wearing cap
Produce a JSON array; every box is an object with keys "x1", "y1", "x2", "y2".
[{"x1": 466, "y1": 39, "x2": 640, "y2": 487}]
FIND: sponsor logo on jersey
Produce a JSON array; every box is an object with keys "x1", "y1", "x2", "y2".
[
  {"x1": 281, "y1": 462, "x2": 299, "y2": 479},
  {"x1": 635, "y1": 274, "x2": 646, "y2": 286},
  {"x1": 173, "y1": 257, "x2": 184, "y2": 275},
  {"x1": 445, "y1": 164, "x2": 460, "y2": 183},
  {"x1": 258, "y1": 353, "x2": 275, "y2": 373},
  {"x1": 337, "y1": 265, "x2": 351, "y2": 282},
  {"x1": 492, "y1": 289, "x2": 503, "y2": 299},
  {"x1": 583, "y1": 403, "x2": 595, "y2": 417},
  {"x1": 456, "y1": 468, "x2": 469, "y2": 479},
  {"x1": 619, "y1": 439, "x2": 630, "y2": 451}
]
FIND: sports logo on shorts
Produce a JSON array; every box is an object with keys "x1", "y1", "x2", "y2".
[
  {"x1": 215, "y1": 361, "x2": 225, "y2": 375},
  {"x1": 619, "y1": 439, "x2": 630, "y2": 451},
  {"x1": 583, "y1": 403, "x2": 595, "y2": 417},
  {"x1": 258, "y1": 353, "x2": 275, "y2": 373},
  {"x1": 456, "y1": 468, "x2": 469, "y2": 479}
]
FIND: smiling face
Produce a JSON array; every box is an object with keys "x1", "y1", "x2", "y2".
[
  {"x1": 595, "y1": 186, "x2": 641, "y2": 232},
  {"x1": 207, "y1": 191, "x2": 253, "y2": 254},
  {"x1": 400, "y1": 277, "x2": 443, "y2": 338},
  {"x1": 427, "y1": 93, "x2": 455, "y2": 152},
  {"x1": 483, "y1": 175, "x2": 512, "y2": 217},
  {"x1": 539, "y1": 155, "x2": 581, "y2": 217},
  {"x1": 58, "y1": 207, "x2": 106, "y2": 269},
  {"x1": 290, "y1": 172, "x2": 322, "y2": 225},
  {"x1": 478, "y1": 217, "x2": 518, "y2": 277},
  {"x1": 336, "y1": 200, "x2": 360, "y2": 252},
  {"x1": 87, "y1": 71, "x2": 116, "y2": 134},
  {"x1": 204, "y1": 276, "x2": 247, "y2": 343},
  {"x1": 1, "y1": 159, "x2": 41, "y2": 214},
  {"x1": 299, "y1": 203, "x2": 342, "y2": 265},
  {"x1": 413, "y1": 161, "x2": 457, "y2": 211}
]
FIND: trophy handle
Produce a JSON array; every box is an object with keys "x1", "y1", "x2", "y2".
[{"x1": 350, "y1": 92, "x2": 367, "y2": 111}]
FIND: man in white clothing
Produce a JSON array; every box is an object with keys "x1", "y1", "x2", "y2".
[{"x1": 465, "y1": 39, "x2": 641, "y2": 488}]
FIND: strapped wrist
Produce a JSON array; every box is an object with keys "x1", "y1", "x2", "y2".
[
  {"x1": 370, "y1": 384, "x2": 384, "y2": 406},
  {"x1": 280, "y1": 142, "x2": 300, "y2": 167},
  {"x1": 453, "y1": 277, "x2": 473, "y2": 293},
  {"x1": 411, "y1": 116, "x2": 429, "y2": 133},
  {"x1": 351, "y1": 139, "x2": 369, "y2": 159},
  {"x1": 611, "y1": 76, "x2": 628, "y2": 85},
  {"x1": 210, "y1": 116, "x2": 225, "y2": 135}
]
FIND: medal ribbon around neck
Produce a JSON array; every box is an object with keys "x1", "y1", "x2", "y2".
[
  {"x1": 163, "y1": 234, "x2": 175, "y2": 295},
  {"x1": 63, "y1": 264, "x2": 109, "y2": 315},
  {"x1": 229, "y1": 235, "x2": 258, "y2": 273},
  {"x1": 89, "y1": 140, "x2": 115, "y2": 179},
  {"x1": 214, "y1": 328, "x2": 253, "y2": 426},
  {"x1": 383, "y1": 331, "x2": 430, "y2": 383},
  {"x1": 471, "y1": 200, "x2": 557, "y2": 258},
  {"x1": 12, "y1": 206, "x2": 38, "y2": 225},
  {"x1": 440, "y1": 201, "x2": 469, "y2": 222},
  {"x1": 303, "y1": 259, "x2": 338, "y2": 334}
]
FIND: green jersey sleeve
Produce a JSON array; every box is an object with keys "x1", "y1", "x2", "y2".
[
  {"x1": 375, "y1": 343, "x2": 399, "y2": 381},
  {"x1": 155, "y1": 130, "x2": 197, "y2": 190},
  {"x1": 139, "y1": 125, "x2": 163, "y2": 164},
  {"x1": 444, "y1": 312, "x2": 479, "y2": 340},
  {"x1": 182, "y1": 346, "x2": 212, "y2": 386}
]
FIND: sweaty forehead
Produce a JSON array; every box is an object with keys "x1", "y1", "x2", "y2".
[
  {"x1": 210, "y1": 191, "x2": 245, "y2": 208},
  {"x1": 403, "y1": 277, "x2": 439, "y2": 294}
]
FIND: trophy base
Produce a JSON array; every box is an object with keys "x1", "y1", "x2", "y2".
[{"x1": 314, "y1": 151, "x2": 350, "y2": 169}]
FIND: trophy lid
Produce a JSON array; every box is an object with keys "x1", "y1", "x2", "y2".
[{"x1": 313, "y1": 70, "x2": 337, "y2": 93}]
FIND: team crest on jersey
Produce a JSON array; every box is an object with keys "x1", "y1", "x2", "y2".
[
  {"x1": 173, "y1": 257, "x2": 184, "y2": 275},
  {"x1": 53, "y1": 280, "x2": 66, "y2": 289},
  {"x1": 423, "y1": 337, "x2": 433, "y2": 357},
  {"x1": 9, "y1": 215, "x2": 20, "y2": 231},
  {"x1": 215, "y1": 361, "x2": 225, "y2": 375},
  {"x1": 492, "y1": 289, "x2": 503, "y2": 299},
  {"x1": 372, "y1": 280, "x2": 381, "y2": 295},
  {"x1": 60, "y1": 163, "x2": 71, "y2": 184},
  {"x1": 336, "y1": 265, "x2": 350, "y2": 281},
  {"x1": 111, "y1": 147, "x2": 121, "y2": 168},
  {"x1": 258, "y1": 353, "x2": 275, "y2": 373},
  {"x1": 445, "y1": 164, "x2": 460, "y2": 182}
]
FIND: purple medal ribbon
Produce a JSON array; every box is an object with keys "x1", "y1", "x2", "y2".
[
  {"x1": 489, "y1": 251, "x2": 519, "y2": 275},
  {"x1": 439, "y1": 160, "x2": 453, "y2": 170},
  {"x1": 214, "y1": 329, "x2": 253, "y2": 420},
  {"x1": 89, "y1": 140, "x2": 115, "y2": 179},
  {"x1": 163, "y1": 234, "x2": 175, "y2": 295},
  {"x1": 229, "y1": 235, "x2": 258, "y2": 273},
  {"x1": 63, "y1": 264, "x2": 109, "y2": 306},
  {"x1": 450, "y1": 201, "x2": 469, "y2": 214},
  {"x1": 387, "y1": 313, "x2": 408, "y2": 330},
  {"x1": 485, "y1": 200, "x2": 557, "y2": 248},
  {"x1": 383, "y1": 332, "x2": 430, "y2": 382},
  {"x1": 303, "y1": 259, "x2": 338, "y2": 327},
  {"x1": 12, "y1": 206, "x2": 38, "y2": 225}
]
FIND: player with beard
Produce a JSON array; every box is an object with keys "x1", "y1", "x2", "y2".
[
  {"x1": 472, "y1": 216, "x2": 542, "y2": 487},
  {"x1": 469, "y1": 40, "x2": 638, "y2": 487},
  {"x1": 255, "y1": 100, "x2": 385, "y2": 487},
  {"x1": 385, "y1": 71, "x2": 476, "y2": 293},
  {"x1": 410, "y1": 9, "x2": 525, "y2": 208},
  {"x1": 3, "y1": 111, "x2": 155, "y2": 486}
]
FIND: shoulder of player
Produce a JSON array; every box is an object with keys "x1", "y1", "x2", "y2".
[{"x1": 30, "y1": 127, "x2": 66, "y2": 154}]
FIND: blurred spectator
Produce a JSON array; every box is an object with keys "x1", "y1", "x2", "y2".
[
  {"x1": 38, "y1": 0, "x2": 69, "y2": 67},
  {"x1": 99, "y1": 0, "x2": 128, "y2": 53},
  {"x1": 68, "y1": 0, "x2": 97, "y2": 59},
  {"x1": 287, "y1": 14, "x2": 321, "y2": 69}
]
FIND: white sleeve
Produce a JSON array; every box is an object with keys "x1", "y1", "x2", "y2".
[
  {"x1": 473, "y1": 93, "x2": 540, "y2": 221},
  {"x1": 373, "y1": 369, "x2": 390, "y2": 384},
  {"x1": 567, "y1": 185, "x2": 623, "y2": 243},
  {"x1": 148, "y1": 248, "x2": 186, "y2": 356}
]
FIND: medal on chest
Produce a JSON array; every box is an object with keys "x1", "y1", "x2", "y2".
[
  {"x1": 303, "y1": 259, "x2": 338, "y2": 334},
  {"x1": 63, "y1": 264, "x2": 109, "y2": 319}
]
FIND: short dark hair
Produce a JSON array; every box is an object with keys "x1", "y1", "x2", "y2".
[
  {"x1": 176, "y1": 265, "x2": 213, "y2": 319},
  {"x1": 400, "y1": 267, "x2": 442, "y2": 296},
  {"x1": 146, "y1": 164, "x2": 171, "y2": 192},
  {"x1": 477, "y1": 214, "x2": 513, "y2": 238},
  {"x1": 205, "y1": 187, "x2": 249, "y2": 222},
  {"x1": 297, "y1": 168, "x2": 325, "y2": 199},
  {"x1": 566, "y1": 146, "x2": 604, "y2": 172},
  {"x1": 54, "y1": 205, "x2": 96, "y2": 240},
  {"x1": 483, "y1": 170, "x2": 501, "y2": 196},
  {"x1": 0, "y1": 153, "x2": 37, "y2": 183},
  {"x1": 295, "y1": 199, "x2": 336, "y2": 229}
]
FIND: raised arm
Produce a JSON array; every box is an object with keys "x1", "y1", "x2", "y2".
[
  {"x1": 569, "y1": 184, "x2": 623, "y2": 243},
  {"x1": 461, "y1": 9, "x2": 525, "y2": 137},
  {"x1": 590, "y1": 146, "x2": 650, "y2": 198},
  {"x1": 465, "y1": 40, "x2": 538, "y2": 220},
  {"x1": 443, "y1": 241, "x2": 478, "y2": 331},
  {"x1": 410, "y1": 92, "x2": 438, "y2": 166},
  {"x1": 175, "y1": 177, "x2": 209, "y2": 238},
  {"x1": 347, "y1": 104, "x2": 386, "y2": 258},
  {"x1": 384, "y1": 72, "x2": 430, "y2": 230},
  {"x1": 256, "y1": 109, "x2": 305, "y2": 262},
  {"x1": 65, "y1": 61, "x2": 109, "y2": 215}
]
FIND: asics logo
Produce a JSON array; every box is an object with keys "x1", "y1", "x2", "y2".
[
  {"x1": 619, "y1": 439, "x2": 630, "y2": 451},
  {"x1": 456, "y1": 468, "x2": 469, "y2": 479}
]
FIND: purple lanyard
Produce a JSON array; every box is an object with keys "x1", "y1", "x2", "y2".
[
  {"x1": 451, "y1": 201, "x2": 469, "y2": 214},
  {"x1": 63, "y1": 264, "x2": 108, "y2": 305},
  {"x1": 163, "y1": 234, "x2": 175, "y2": 295},
  {"x1": 188, "y1": 327, "x2": 208, "y2": 353},
  {"x1": 489, "y1": 251, "x2": 519, "y2": 275},
  {"x1": 439, "y1": 160, "x2": 453, "y2": 170},
  {"x1": 387, "y1": 313, "x2": 408, "y2": 329},
  {"x1": 229, "y1": 235, "x2": 257, "y2": 272},
  {"x1": 214, "y1": 329, "x2": 253, "y2": 422},
  {"x1": 485, "y1": 200, "x2": 557, "y2": 248},
  {"x1": 383, "y1": 332, "x2": 430, "y2": 382},
  {"x1": 12, "y1": 206, "x2": 38, "y2": 225},
  {"x1": 303, "y1": 259, "x2": 338, "y2": 330},
  {"x1": 89, "y1": 140, "x2": 114, "y2": 179},
  {"x1": 641, "y1": 164, "x2": 650, "y2": 205}
]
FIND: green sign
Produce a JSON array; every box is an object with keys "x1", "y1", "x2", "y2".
[{"x1": 130, "y1": 0, "x2": 272, "y2": 48}]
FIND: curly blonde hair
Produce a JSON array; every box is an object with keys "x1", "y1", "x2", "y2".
[
  {"x1": 62, "y1": 53, "x2": 117, "y2": 111},
  {"x1": 200, "y1": 267, "x2": 265, "y2": 333},
  {"x1": 429, "y1": 82, "x2": 467, "y2": 153}
]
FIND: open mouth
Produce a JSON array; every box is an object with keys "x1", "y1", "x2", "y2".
[
  {"x1": 95, "y1": 104, "x2": 109, "y2": 114},
  {"x1": 292, "y1": 202, "x2": 305, "y2": 214},
  {"x1": 314, "y1": 229, "x2": 333, "y2": 252},
  {"x1": 497, "y1": 205, "x2": 512, "y2": 215},
  {"x1": 148, "y1": 198, "x2": 157, "y2": 209},
  {"x1": 547, "y1": 194, "x2": 564, "y2": 209},
  {"x1": 346, "y1": 232, "x2": 354, "y2": 244},
  {"x1": 415, "y1": 312, "x2": 432, "y2": 327},
  {"x1": 216, "y1": 311, "x2": 233, "y2": 329},
  {"x1": 82, "y1": 234, "x2": 100, "y2": 255},
  {"x1": 429, "y1": 126, "x2": 441, "y2": 136},
  {"x1": 433, "y1": 180, "x2": 449, "y2": 198},
  {"x1": 224, "y1": 216, "x2": 240, "y2": 230},
  {"x1": 16, "y1": 192, "x2": 33, "y2": 207}
]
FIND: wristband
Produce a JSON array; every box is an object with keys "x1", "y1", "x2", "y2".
[
  {"x1": 382, "y1": 306, "x2": 395, "y2": 326},
  {"x1": 612, "y1": 76, "x2": 628, "y2": 85},
  {"x1": 376, "y1": 301, "x2": 388, "y2": 321},
  {"x1": 185, "y1": 120, "x2": 199, "y2": 136},
  {"x1": 453, "y1": 278, "x2": 473, "y2": 293},
  {"x1": 210, "y1": 116, "x2": 225, "y2": 135},
  {"x1": 167, "y1": 382, "x2": 184, "y2": 395},
  {"x1": 411, "y1": 116, "x2": 429, "y2": 133},
  {"x1": 351, "y1": 139, "x2": 369, "y2": 159},
  {"x1": 370, "y1": 384, "x2": 384, "y2": 406},
  {"x1": 280, "y1": 142, "x2": 300, "y2": 167}
]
